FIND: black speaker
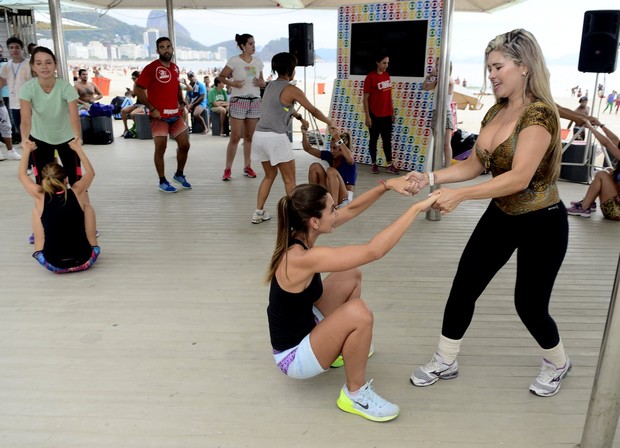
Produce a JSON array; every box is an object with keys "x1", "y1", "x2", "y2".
[
  {"x1": 578, "y1": 10, "x2": 620, "y2": 73},
  {"x1": 289, "y1": 23, "x2": 314, "y2": 67},
  {"x1": 560, "y1": 142, "x2": 593, "y2": 184}
]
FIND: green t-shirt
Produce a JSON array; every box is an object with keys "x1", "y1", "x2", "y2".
[
  {"x1": 208, "y1": 87, "x2": 228, "y2": 109},
  {"x1": 20, "y1": 78, "x2": 79, "y2": 145}
]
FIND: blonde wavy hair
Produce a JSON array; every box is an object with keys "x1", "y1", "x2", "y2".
[{"x1": 483, "y1": 29, "x2": 562, "y2": 181}]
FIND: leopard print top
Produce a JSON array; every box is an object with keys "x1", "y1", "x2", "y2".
[{"x1": 476, "y1": 101, "x2": 560, "y2": 215}]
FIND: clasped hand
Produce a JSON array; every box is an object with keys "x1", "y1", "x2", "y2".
[{"x1": 403, "y1": 171, "x2": 461, "y2": 214}]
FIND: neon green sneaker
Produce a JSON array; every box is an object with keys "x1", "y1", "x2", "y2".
[
  {"x1": 336, "y1": 379, "x2": 399, "y2": 422},
  {"x1": 331, "y1": 343, "x2": 374, "y2": 368}
]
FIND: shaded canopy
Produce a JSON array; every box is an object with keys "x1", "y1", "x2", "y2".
[{"x1": 49, "y1": 0, "x2": 524, "y2": 13}]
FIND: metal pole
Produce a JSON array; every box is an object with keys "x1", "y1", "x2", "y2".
[
  {"x1": 426, "y1": 0, "x2": 454, "y2": 221},
  {"x1": 578, "y1": 254, "x2": 620, "y2": 448},
  {"x1": 165, "y1": 0, "x2": 177, "y2": 63},
  {"x1": 48, "y1": 0, "x2": 69, "y2": 81}
]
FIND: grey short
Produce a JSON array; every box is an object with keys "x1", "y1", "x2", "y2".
[{"x1": 432, "y1": 110, "x2": 455, "y2": 131}]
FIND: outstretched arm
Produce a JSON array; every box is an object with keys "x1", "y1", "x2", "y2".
[
  {"x1": 300, "y1": 126, "x2": 322, "y2": 158},
  {"x1": 296, "y1": 194, "x2": 438, "y2": 274},
  {"x1": 17, "y1": 144, "x2": 40, "y2": 199},
  {"x1": 335, "y1": 176, "x2": 412, "y2": 227},
  {"x1": 586, "y1": 122, "x2": 620, "y2": 160},
  {"x1": 68, "y1": 140, "x2": 95, "y2": 195},
  {"x1": 285, "y1": 85, "x2": 334, "y2": 129}
]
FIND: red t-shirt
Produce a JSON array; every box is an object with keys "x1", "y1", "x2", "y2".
[
  {"x1": 136, "y1": 60, "x2": 181, "y2": 118},
  {"x1": 363, "y1": 70, "x2": 393, "y2": 118}
]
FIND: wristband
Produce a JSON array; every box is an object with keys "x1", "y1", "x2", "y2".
[
  {"x1": 378, "y1": 180, "x2": 388, "y2": 191},
  {"x1": 427, "y1": 172, "x2": 435, "y2": 187},
  {"x1": 295, "y1": 115, "x2": 302, "y2": 121},
  {"x1": 600, "y1": 124, "x2": 605, "y2": 128}
]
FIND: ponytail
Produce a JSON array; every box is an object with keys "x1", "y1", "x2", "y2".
[
  {"x1": 265, "y1": 184, "x2": 328, "y2": 283},
  {"x1": 235, "y1": 33, "x2": 253, "y2": 51},
  {"x1": 40, "y1": 162, "x2": 67, "y2": 202}
]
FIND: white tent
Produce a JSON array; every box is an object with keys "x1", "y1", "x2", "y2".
[
  {"x1": 60, "y1": 0, "x2": 523, "y2": 13},
  {"x1": 34, "y1": 11, "x2": 97, "y2": 30}
]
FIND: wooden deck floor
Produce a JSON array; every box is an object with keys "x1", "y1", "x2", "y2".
[{"x1": 1, "y1": 122, "x2": 619, "y2": 447}]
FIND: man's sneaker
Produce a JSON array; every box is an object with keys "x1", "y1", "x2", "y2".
[
  {"x1": 370, "y1": 163, "x2": 380, "y2": 174},
  {"x1": 158, "y1": 182, "x2": 177, "y2": 193},
  {"x1": 6, "y1": 150, "x2": 21, "y2": 160},
  {"x1": 410, "y1": 353, "x2": 459, "y2": 387},
  {"x1": 252, "y1": 209, "x2": 271, "y2": 224},
  {"x1": 386, "y1": 164, "x2": 400, "y2": 175},
  {"x1": 222, "y1": 168, "x2": 232, "y2": 181},
  {"x1": 567, "y1": 203, "x2": 591, "y2": 217},
  {"x1": 28, "y1": 233, "x2": 35, "y2": 244},
  {"x1": 331, "y1": 343, "x2": 375, "y2": 368},
  {"x1": 243, "y1": 166, "x2": 257, "y2": 178},
  {"x1": 172, "y1": 174, "x2": 192, "y2": 189},
  {"x1": 336, "y1": 379, "x2": 399, "y2": 422},
  {"x1": 529, "y1": 357, "x2": 572, "y2": 397},
  {"x1": 570, "y1": 200, "x2": 596, "y2": 211}
]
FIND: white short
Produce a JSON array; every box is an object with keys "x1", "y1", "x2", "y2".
[
  {"x1": 0, "y1": 105, "x2": 11, "y2": 139},
  {"x1": 251, "y1": 131, "x2": 294, "y2": 166},
  {"x1": 273, "y1": 333, "x2": 328, "y2": 380}
]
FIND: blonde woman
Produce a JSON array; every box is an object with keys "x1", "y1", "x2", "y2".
[
  {"x1": 18, "y1": 140, "x2": 99, "y2": 273},
  {"x1": 408, "y1": 29, "x2": 571, "y2": 397}
]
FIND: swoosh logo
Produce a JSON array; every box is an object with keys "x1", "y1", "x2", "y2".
[{"x1": 353, "y1": 400, "x2": 369, "y2": 410}]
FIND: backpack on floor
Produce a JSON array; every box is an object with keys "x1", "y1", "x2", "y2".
[{"x1": 111, "y1": 96, "x2": 132, "y2": 120}]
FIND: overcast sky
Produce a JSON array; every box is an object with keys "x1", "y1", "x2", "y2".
[{"x1": 106, "y1": 0, "x2": 620, "y2": 61}]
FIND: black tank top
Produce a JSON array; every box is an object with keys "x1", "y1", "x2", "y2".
[
  {"x1": 267, "y1": 239, "x2": 324, "y2": 351},
  {"x1": 41, "y1": 189, "x2": 92, "y2": 268}
]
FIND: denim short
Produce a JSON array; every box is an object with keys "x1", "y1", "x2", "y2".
[{"x1": 272, "y1": 334, "x2": 328, "y2": 379}]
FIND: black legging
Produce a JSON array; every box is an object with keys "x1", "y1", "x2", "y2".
[
  {"x1": 441, "y1": 201, "x2": 569, "y2": 349},
  {"x1": 29, "y1": 136, "x2": 82, "y2": 186},
  {"x1": 368, "y1": 113, "x2": 392, "y2": 164}
]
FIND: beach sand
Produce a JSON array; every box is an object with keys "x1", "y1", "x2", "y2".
[{"x1": 96, "y1": 65, "x2": 620, "y2": 144}]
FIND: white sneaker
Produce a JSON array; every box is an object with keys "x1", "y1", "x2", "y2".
[
  {"x1": 529, "y1": 357, "x2": 572, "y2": 397},
  {"x1": 336, "y1": 379, "x2": 399, "y2": 422},
  {"x1": 410, "y1": 352, "x2": 459, "y2": 387},
  {"x1": 251, "y1": 209, "x2": 271, "y2": 224},
  {"x1": 6, "y1": 150, "x2": 21, "y2": 160}
]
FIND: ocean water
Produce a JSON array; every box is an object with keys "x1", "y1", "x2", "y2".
[{"x1": 178, "y1": 59, "x2": 620, "y2": 101}]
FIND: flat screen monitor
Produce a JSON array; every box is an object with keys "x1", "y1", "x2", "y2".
[{"x1": 349, "y1": 20, "x2": 429, "y2": 77}]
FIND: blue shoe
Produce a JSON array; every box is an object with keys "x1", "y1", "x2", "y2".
[
  {"x1": 159, "y1": 182, "x2": 177, "y2": 193},
  {"x1": 172, "y1": 174, "x2": 192, "y2": 189},
  {"x1": 28, "y1": 233, "x2": 35, "y2": 244}
]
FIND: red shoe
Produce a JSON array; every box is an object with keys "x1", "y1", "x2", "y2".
[
  {"x1": 243, "y1": 166, "x2": 257, "y2": 178},
  {"x1": 386, "y1": 164, "x2": 401, "y2": 175},
  {"x1": 222, "y1": 168, "x2": 232, "y2": 181},
  {"x1": 371, "y1": 164, "x2": 380, "y2": 174}
]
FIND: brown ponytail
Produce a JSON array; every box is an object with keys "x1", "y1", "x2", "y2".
[{"x1": 265, "y1": 184, "x2": 328, "y2": 282}]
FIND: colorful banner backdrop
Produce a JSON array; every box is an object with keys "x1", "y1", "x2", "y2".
[{"x1": 331, "y1": 1, "x2": 443, "y2": 172}]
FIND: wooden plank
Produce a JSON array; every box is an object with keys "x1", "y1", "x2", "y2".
[{"x1": 0, "y1": 123, "x2": 618, "y2": 447}]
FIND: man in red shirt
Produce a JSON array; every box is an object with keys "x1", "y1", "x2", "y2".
[{"x1": 135, "y1": 37, "x2": 191, "y2": 193}]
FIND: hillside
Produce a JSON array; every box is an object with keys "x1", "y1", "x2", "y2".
[{"x1": 40, "y1": 10, "x2": 335, "y2": 61}]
